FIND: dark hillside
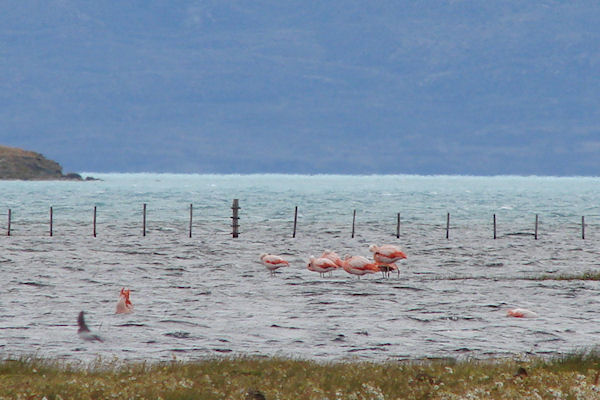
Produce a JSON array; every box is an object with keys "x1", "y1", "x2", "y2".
[{"x1": 0, "y1": 145, "x2": 83, "y2": 180}]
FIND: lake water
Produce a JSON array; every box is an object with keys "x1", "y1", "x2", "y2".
[{"x1": 1, "y1": 174, "x2": 600, "y2": 363}]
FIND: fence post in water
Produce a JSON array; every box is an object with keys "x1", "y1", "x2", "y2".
[
  {"x1": 50, "y1": 206, "x2": 53, "y2": 237},
  {"x1": 292, "y1": 206, "x2": 298, "y2": 238},
  {"x1": 493, "y1": 214, "x2": 497, "y2": 239},
  {"x1": 231, "y1": 199, "x2": 240, "y2": 238},
  {"x1": 7, "y1": 209, "x2": 11, "y2": 236},
  {"x1": 351, "y1": 209, "x2": 356, "y2": 238},
  {"x1": 534, "y1": 214, "x2": 538, "y2": 240},
  {"x1": 142, "y1": 203, "x2": 147, "y2": 237},
  {"x1": 446, "y1": 212, "x2": 450, "y2": 239},
  {"x1": 189, "y1": 204, "x2": 193, "y2": 238},
  {"x1": 582, "y1": 216, "x2": 585, "y2": 240},
  {"x1": 93, "y1": 206, "x2": 97, "y2": 237},
  {"x1": 396, "y1": 212, "x2": 401, "y2": 239}
]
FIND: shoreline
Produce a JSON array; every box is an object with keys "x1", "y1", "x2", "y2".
[{"x1": 2, "y1": 352, "x2": 600, "y2": 399}]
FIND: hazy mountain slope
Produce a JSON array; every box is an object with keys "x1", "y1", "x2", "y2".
[{"x1": 1, "y1": 1, "x2": 599, "y2": 174}]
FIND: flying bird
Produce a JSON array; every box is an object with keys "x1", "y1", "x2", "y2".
[{"x1": 77, "y1": 311, "x2": 103, "y2": 342}]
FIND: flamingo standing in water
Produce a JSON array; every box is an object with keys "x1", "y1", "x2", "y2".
[
  {"x1": 115, "y1": 288, "x2": 133, "y2": 314},
  {"x1": 260, "y1": 253, "x2": 290, "y2": 276},
  {"x1": 77, "y1": 311, "x2": 103, "y2": 342},
  {"x1": 341, "y1": 255, "x2": 380, "y2": 279},
  {"x1": 376, "y1": 262, "x2": 399, "y2": 278},
  {"x1": 369, "y1": 244, "x2": 407, "y2": 277},
  {"x1": 321, "y1": 250, "x2": 344, "y2": 268},
  {"x1": 307, "y1": 256, "x2": 338, "y2": 277}
]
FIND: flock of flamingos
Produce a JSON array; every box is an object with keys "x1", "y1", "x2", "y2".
[
  {"x1": 261, "y1": 244, "x2": 408, "y2": 279},
  {"x1": 75, "y1": 244, "x2": 535, "y2": 342}
]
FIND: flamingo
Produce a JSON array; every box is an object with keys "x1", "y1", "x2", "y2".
[
  {"x1": 369, "y1": 244, "x2": 407, "y2": 263},
  {"x1": 341, "y1": 255, "x2": 379, "y2": 278},
  {"x1": 77, "y1": 311, "x2": 103, "y2": 342},
  {"x1": 321, "y1": 250, "x2": 344, "y2": 268},
  {"x1": 115, "y1": 288, "x2": 133, "y2": 314},
  {"x1": 369, "y1": 244, "x2": 407, "y2": 277},
  {"x1": 376, "y1": 262, "x2": 399, "y2": 278},
  {"x1": 507, "y1": 308, "x2": 537, "y2": 318},
  {"x1": 307, "y1": 256, "x2": 338, "y2": 277},
  {"x1": 260, "y1": 253, "x2": 290, "y2": 276}
]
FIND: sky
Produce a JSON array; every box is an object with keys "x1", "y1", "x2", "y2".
[{"x1": 1, "y1": 0, "x2": 599, "y2": 175}]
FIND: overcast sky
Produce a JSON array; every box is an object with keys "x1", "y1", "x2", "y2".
[{"x1": 1, "y1": 0, "x2": 599, "y2": 175}]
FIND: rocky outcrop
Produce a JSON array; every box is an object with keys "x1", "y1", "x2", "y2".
[{"x1": 0, "y1": 145, "x2": 85, "y2": 180}]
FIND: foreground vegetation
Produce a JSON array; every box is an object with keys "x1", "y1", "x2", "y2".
[{"x1": 2, "y1": 352, "x2": 600, "y2": 399}]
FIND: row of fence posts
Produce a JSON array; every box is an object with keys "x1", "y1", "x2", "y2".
[{"x1": 1, "y1": 200, "x2": 592, "y2": 240}]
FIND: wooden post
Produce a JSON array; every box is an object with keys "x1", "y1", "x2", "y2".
[
  {"x1": 493, "y1": 214, "x2": 497, "y2": 239},
  {"x1": 50, "y1": 206, "x2": 53, "y2": 237},
  {"x1": 189, "y1": 204, "x2": 193, "y2": 238},
  {"x1": 292, "y1": 206, "x2": 298, "y2": 238},
  {"x1": 143, "y1": 203, "x2": 147, "y2": 237},
  {"x1": 351, "y1": 209, "x2": 356, "y2": 238},
  {"x1": 446, "y1": 212, "x2": 450, "y2": 239},
  {"x1": 231, "y1": 199, "x2": 240, "y2": 238},
  {"x1": 7, "y1": 209, "x2": 11, "y2": 236},
  {"x1": 534, "y1": 214, "x2": 538, "y2": 240},
  {"x1": 93, "y1": 206, "x2": 97, "y2": 237},
  {"x1": 396, "y1": 212, "x2": 401, "y2": 239},
  {"x1": 582, "y1": 216, "x2": 585, "y2": 240}
]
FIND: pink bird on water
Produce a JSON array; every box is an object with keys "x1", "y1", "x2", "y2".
[
  {"x1": 307, "y1": 256, "x2": 338, "y2": 277},
  {"x1": 506, "y1": 308, "x2": 537, "y2": 318},
  {"x1": 321, "y1": 250, "x2": 344, "y2": 268},
  {"x1": 341, "y1": 255, "x2": 380, "y2": 279},
  {"x1": 115, "y1": 288, "x2": 133, "y2": 314},
  {"x1": 369, "y1": 244, "x2": 407, "y2": 277},
  {"x1": 260, "y1": 253, "x2": 290, "y2": 276},
  {"x1": 369, "y1": 244, "x2": 407, "y2": 263}
]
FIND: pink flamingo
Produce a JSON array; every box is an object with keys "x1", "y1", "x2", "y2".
[
  {"x1": 507, "y1": 308, "x2": 537, "y2": 318},
  {"x1": 369, "y1": 244, "x2": 407, "y2": 263},
  {"x1": 260, "y1": 253, "x2": 290, "y2": 276},
  {"x1": 321, "y1": 250, "x2": 344, "y2": 268},
  {"x1": 115, "y1": 288, "x2": 133, "y2": 314},
  {"x1": 307, "y1": 256, "x2": 338, "y2": 277},
  {"x1": 341, "y1": 255, "x2": 380, "y2": 279},
  {"x1": 369, "y1": 244, "x2": 407, "y2": 277}
]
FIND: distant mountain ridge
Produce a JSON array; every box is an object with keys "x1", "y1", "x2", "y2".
[
  {"x1": 1, "y1": 1, "x2": 599, "y2": 175},
  {"x1": 0, "y1": 145, "x2": 84, "y2": 180}
]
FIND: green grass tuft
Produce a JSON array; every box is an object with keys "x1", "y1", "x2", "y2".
[{"x1": 533, "y1": 270, "x2": 600, "y2": 281}]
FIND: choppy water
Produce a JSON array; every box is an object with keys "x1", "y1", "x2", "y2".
[{"x1": 1, "y1": 174, "x2": 600, "y2": 363}]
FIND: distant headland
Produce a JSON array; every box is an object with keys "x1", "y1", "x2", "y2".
[{"x1": 0, "y1": 145, "x2": 94, "y2": 181}]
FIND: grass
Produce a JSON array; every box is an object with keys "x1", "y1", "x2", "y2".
[
  {"x1": 533, "y1": 270, "x2": 600, "y2": 281},
  {"x1": 2, "y1": 352, "x2": 600, "y2": 399}
]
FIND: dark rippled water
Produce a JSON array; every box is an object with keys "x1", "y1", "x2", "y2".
[{"x1": 1, "y1": 174, "x2": 600, "y2": 363}]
